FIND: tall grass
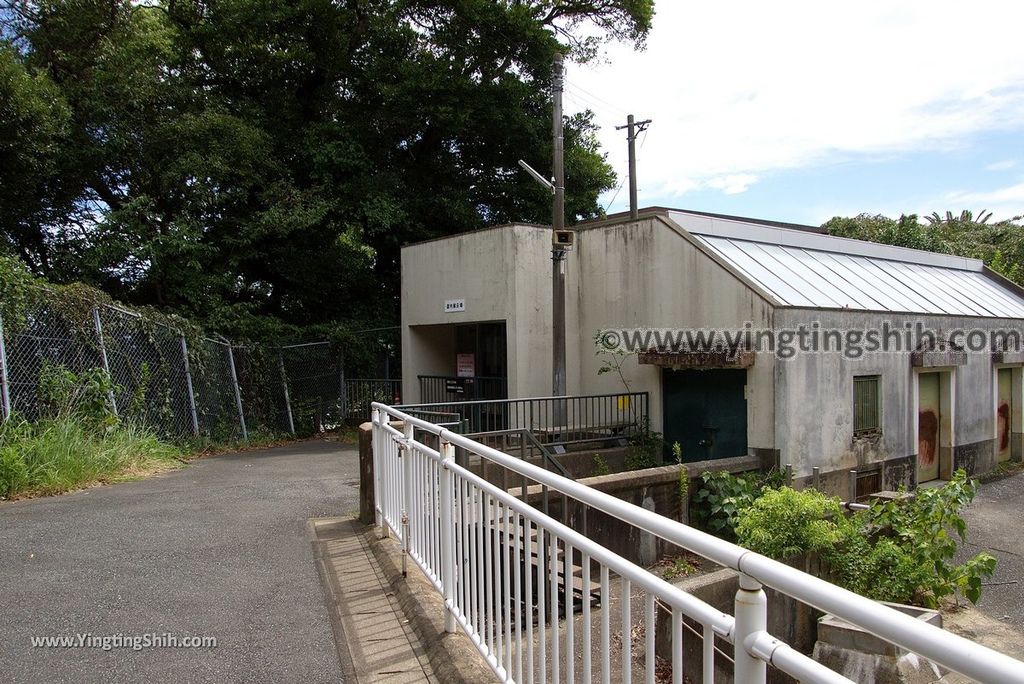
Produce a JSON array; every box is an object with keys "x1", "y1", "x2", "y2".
[{"x1": 0, "y1": 416, "x2": 183, "y2": 499}]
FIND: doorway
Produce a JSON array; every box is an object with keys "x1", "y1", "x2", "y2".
[
  {"x1": 662, "y1": 369, "x2": 747, "y2": 462},
  {"x1": 917, "y1": 372, "x2": 942, "y2": 482},
  {"x1": 997, "y1": 367, "x2": 1013, "y2": 463}
]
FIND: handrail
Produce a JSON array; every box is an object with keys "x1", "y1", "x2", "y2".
[
  {"x1": 374, "y1": 401, "x2": 1024, "y2": 684},
  {"x1": 466, "y1": 427, "x2": 570, "y2": 479},
  {"x1": 398, "y1": 390, "x2": 646, "y2": 410},
  {"x1": 373, "y1": 408, "x2": 850, "y2": 683}
]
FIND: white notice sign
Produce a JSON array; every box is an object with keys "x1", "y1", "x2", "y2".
[{"x1": 444, "y1": 298, "x2": 466, "y2": 313}]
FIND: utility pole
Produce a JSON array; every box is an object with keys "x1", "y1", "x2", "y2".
[
  {"x1": 615, "y1": 114, "x2": 652, "y2": 219},
  {"x1": 551, "y1": 53, "x2": 567, "y2": 402},
  {"x1": 517, "y1": 53, "x2": 570, "y2": 413}
]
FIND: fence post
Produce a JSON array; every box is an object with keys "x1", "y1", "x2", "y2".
[
  {"x1": 338, "y1": 352, "x2": 347, "y2": 422},
  {"x1": 278, "y1": 351, "x2": 295, "y2": 434},
  {"x1": 0, "y1": 314, "x2": 11, "y2": 421},
  {"x1": 401, "y1": 420, "x2": 414, "y2": 577},
  {"x1": 92, "y1": 306, "x2": 118, "y2": 417},
  {"x1": 734, "y1": 572, "x2": 768, "y2": 684},
  {"x1": 180, "y1": 335, "x2": 200, "y2": 437},
  {"x1": 440, "y1": 438, "x2": 457, "y2": 633},
  {"x1": 225, "y1": 342, "x2": 248, "y2": 440}
]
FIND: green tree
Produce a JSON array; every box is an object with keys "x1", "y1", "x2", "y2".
[
  {"x1": 823, "y1": 209, "x2": 1024, "y2": 286},
  {"x1": 0, "y1": 0, "x2": 651, "y2": 335}
]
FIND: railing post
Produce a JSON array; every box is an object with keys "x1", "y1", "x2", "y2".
[
  {"x1": 0, "y1": 314, "x2": 11, "y2": 421},
  {"x1": 278, "y1": 351, "x2": 295, "y2": 434},
  {"x1": 180, "y1": 335, "x2": 200, "y2": 437},
  {"x1": 440, "y1": 439, "x2": 457, "y2": 633},
  {"x1": 225, "y1": 342, "x2": 248, "y2": 440},
  {"x1": 371, "y1": 408, "x2": 382, "y2": 528},
  {"x1": 734, "y1": 573, "x2": 768, "y2": 684},
  {"x1": 401, "y1": 420, "x2": 414, "y2": 577},
  {"x1": 92, "y1": 306, "x2": 118, "y2": 417}
]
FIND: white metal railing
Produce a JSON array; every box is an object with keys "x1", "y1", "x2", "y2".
[{"x1": 371, "y1": 402, "x2": 1024, "y2": 684}]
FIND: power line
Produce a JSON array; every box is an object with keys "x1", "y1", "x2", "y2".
[
  {"x1": 564, "y1": 78, "x2": 629, "y2": 116},
  {"x1": 604, "y1": 176, "x2": 627, "y2": 213}
]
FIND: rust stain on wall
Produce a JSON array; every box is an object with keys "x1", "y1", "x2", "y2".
[{"x1": 918, "y1": 409, "x2": 938, "y2": 467}]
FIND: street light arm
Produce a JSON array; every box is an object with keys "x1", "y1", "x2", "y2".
[{"x1": 518, "y1": 159, "x2": 556, "y2": 194}]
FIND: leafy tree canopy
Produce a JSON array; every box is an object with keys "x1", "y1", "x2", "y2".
[
  {"x1": 0, "y1": 0, "x2": 651, "y2": 336},
  {"x1": 823, "y1": 210, "x2": 1024, "y2": 286}
]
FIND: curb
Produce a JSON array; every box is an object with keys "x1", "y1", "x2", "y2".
[{"x1": 364, "y1": 526, "x2": 498, "y2": 683}]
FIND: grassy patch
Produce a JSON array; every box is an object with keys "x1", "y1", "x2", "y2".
[{"x1": 0, "y1": 416, "x2": 184, "y2": 500}]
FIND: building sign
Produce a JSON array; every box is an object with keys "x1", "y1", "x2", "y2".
[
  {"x1": 456, "y1": 353, "x2": 475, "y2": 378},
  {"x1": 444, "y1": 378, "x2": 466, "y2": 395},
  {"x1": 444, "y1": 298, "x2": 466, "y2": 313}
]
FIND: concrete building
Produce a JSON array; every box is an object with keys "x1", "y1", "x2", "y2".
[{"x1": 400, "y1": 207, "x2": 1024, "y2": 491}]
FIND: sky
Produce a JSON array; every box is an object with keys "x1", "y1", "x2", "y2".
[{"x1": 563, "y1": 1, "x2": 1024, "y2": 227}]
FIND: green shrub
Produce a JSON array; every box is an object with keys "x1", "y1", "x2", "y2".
[
  {"x1": 692, "y1": 469, "x2": 787, "y2": 541},
  {"x1": 591, "y1": 454, "x2": 611, "y2": 477},
  {"x1": 856, "y1": 470, "x2": 997, "y2": 607},
  {"x1": 825, "y1": 530, "x2": 927, "y2": 604},
  {"x1": 736, "y1": 487, "x2": 846, "y2": 559},
  {"x1": 38, "y1": 363, "x2": 118, "y2": 429},
  {"x1": 731, "y1": 470, "x2": 997, "y2": 607}
]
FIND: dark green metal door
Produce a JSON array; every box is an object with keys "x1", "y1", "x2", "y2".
[{"x1": 662, "y1": 369, "x2": 748, "y2": 462}]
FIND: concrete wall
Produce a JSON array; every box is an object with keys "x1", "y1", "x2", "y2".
[
  {"x1": 400, "y1": 224, "x2": 552, "y2": 403},
  {"x1": 774, "y1": 308, "x2": 1024, "y2": 486},
  {"x1": 570, "y1": 216, "x2": 777, "y2": 452},
  {"x1": 653, "y1": 563, "x2": 817, "y2": 684}
]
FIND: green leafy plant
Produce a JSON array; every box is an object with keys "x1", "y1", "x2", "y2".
[
  {"x1": 594, "y1": 330, "x2": 635, "y2": 393},
  {"x1": 38, "y1": 363, "x2": 119, "y2": 430},
  {"x1": 856, "y1": 470, "x2": 997, "y2": 607},
  {"x1": 692, "y1": 470, "x2": 776, "y2": 541},
  {"x1": 592, "y1": 454, "x2": 611, "y2": 477},
  {"x1": 662, "y1": 557, "x2": 698, "y2": 580},
  {"x1": 624, "y1": 417, "x2": 665, "y2": 470}
]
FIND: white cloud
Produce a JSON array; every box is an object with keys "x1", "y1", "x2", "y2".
[
  {"x1": 986, "y1": 160, "x2": 1018, "y2": 171},
  {"x1": 564, "y1": 1, "x2": 1024, "y2": 204},
  {"x1": 943, "y1": 183, "x2": 1024, "y2": 220},
  {"x1": 707, "y1": 174, "x2": 758, "y2": 195}
]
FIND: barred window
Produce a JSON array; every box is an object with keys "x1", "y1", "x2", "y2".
[{"x1": 854, "y1": 375, "x2": 881, "y2": 434}]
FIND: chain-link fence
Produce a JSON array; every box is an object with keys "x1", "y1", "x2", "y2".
[{"x1": 0, "y1": 300, "x2": 402, "y2": 441}]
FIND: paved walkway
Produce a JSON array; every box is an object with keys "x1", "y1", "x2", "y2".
[
  {"x1": 0, "y1": 439, "x2": 359, "y2": 683},
  {"x1": 957, "y1": 469, "x2": 1024, "y2": 629},
  {"x1": 312, "y1": 517, "x2": 436, "y2": 683}
]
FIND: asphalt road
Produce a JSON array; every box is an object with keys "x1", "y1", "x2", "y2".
[
  {"x1": 0, "y1": 438, "x2": 358, "y2": 684},
  {"x1": 957, "y1": 469, "x2": 1024, "y2": 629}
]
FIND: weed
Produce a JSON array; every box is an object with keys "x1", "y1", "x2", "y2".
[{"x1": 592, "y1": 454, "x2": 611, "y2": 477}]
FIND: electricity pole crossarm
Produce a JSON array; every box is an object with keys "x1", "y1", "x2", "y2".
[{"x1": 615, "y1": 114, "x2": 652, "y2": 220}]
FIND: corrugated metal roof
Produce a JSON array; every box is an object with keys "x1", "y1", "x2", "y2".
[{"x1": 691, "y1": 234, "x2": 1024, "y2": 318}]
